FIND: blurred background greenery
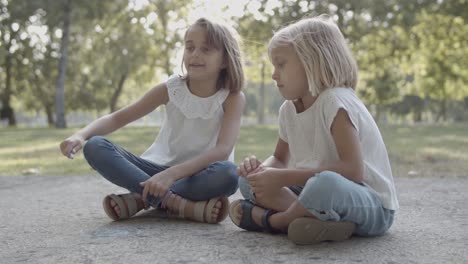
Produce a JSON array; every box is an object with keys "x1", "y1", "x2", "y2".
[
  {"x1": 1, "y1": 124, "x2": 468, "y2": 177},
  {"x1": 0, "y1": 0, "x2": 467, "y2": 177},
  {"x1": 0, "y1": 0, "x2": 467, "y2": 127}
]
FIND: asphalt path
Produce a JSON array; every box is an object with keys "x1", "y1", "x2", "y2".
[{"x1": 1, "y1": 175, "x2": 467, "y2": 264}]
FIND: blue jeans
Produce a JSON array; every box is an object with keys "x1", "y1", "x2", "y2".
[
  {"x1": 83, "y1": 136, "x2": 239, "y2": 207},
  {"x1": 239, "y1": 170, "x2": 395, "y2": 236}
]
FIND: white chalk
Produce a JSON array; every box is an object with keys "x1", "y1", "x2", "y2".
[{"x1": 69, "y1": 152, "x2": 75, "y2": 159}]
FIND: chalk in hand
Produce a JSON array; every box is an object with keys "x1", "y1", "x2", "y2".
[{"x1": 69, "y1": 150, "x2": 75, "y2": 159}]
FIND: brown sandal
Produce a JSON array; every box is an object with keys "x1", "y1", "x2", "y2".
[
  {"x1": 102, "y1": 193, "x2": 143, "y2": 221},
  {"x1": 288, "y1": 217, "x2": 356, "y2": 244},
  {"x1": 176, "y1": 196, "x2": 230, "y2": 224}
]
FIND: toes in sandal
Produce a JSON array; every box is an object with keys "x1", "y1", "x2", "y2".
[
  {"x1": 287, "y1": 217, "x2": 356, "y2": 245},
  {"x1": 176, "y1": 196, "x2": 230, "y2": 224},
  {"x1": 102, "y1": 193, "x2": 142, "y2": 221},
  {"x1": 228, "y1": 199, "x2": 284, "y2": 234}
]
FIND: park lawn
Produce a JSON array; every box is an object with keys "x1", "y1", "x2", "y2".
[{"x1": 0, "y1": 124, "x2": 467, "y2": 177}]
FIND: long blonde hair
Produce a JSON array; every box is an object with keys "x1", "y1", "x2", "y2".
[
  {"x1": 269, "y1": 15, "x2": 358, "y2": 96},
  {"x1": 183, "y1": 18, "x2": 244, "y2": 93}
]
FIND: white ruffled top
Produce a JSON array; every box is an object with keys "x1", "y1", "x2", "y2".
[{"x1": 140, "y1": 75, "x2": 234, "y2": 166}]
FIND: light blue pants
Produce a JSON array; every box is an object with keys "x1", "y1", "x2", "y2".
[
  {"x1": 83, "y1": 136, "x2": 239, "y2": 207},
  {"x1": 239, "y1": 170, "x2": 395, "y2": 236}
]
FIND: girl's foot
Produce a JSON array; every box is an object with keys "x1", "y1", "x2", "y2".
[
  {"x1": 162, "y1": 192, "x2": 228, "y2": 223},
  {"x1": 103, "y1": 193, "x2": 146, "y2": 221},
  {"x1": 229, "y1": 199, "x2": 288, "y2": 233}
]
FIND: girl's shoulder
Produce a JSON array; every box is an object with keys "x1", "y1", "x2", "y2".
[
  {"x1": 278, "y1": 100, "x2": 292, "y2": 114},
  {"x1": 166, "y1": 74, "x2": 185, "y2": 92},
  {"x1": 222, "y1": 90, "x2": 245, "y2": 107},
  {"x1": 315, "y1": 87, "x2": 363, "y2": 111},
  {"x1": 317, "y1": 87, "x2": 355, "y2": 102},
  {"x1": 279, "y1": 100, "x2": 294, "y2": 110},
  {"x1": 278, "y1": 100, "x2": 298, "y2": 121},
  {"x1": 316, "y1": 87, "x2": 368, "y2": 130}
]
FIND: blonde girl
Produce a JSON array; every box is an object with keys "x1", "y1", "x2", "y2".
[{"x1": 229, "y1": 15, "x2": 398, "y2": 244}]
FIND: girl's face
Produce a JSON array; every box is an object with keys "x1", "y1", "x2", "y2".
[
  {"x1": 270, "y1": 45, "x2": 309, "y2": 100},
  {"x1": 183, "y1": 25, "x2": 225, "y2": 81}
]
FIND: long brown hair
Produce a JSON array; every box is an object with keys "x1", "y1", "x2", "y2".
[{"x1": 183, "y1": 18, "x2": 245, "y2": 92}]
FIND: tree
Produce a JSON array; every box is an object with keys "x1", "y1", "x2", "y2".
[
  {"x1": 236, "y1": 0, "x2": 377, "y2": 123},
  {"x1": 146, "y1": 0, "x2": 191, "y2": 76},
  {"x1": 0, "y1": 0, "x2": 39, "y2": 126},
  {"x1": 24, "y1": 41, "x2": 58, "y2": 126},
  {"x1": 53, "y1": 0, "x2": 71, "y2": 128},
  {"x1": 37, "y1": 0, "x2": 128, "y2": 126},
  {"x1": 409, "y1": 12, "x2": 468, "y2": 121},
  {"x1": 72, "y1": 5, "x2": 155, "y2": 113},
  {"x1": 236, "y1": 11, "x2": 274, "y2": 124},
  {"x1": 353, "y1": 26, "x2": 407, "y2": 121}
]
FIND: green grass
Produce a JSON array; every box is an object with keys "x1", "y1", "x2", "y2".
[
  {"x1": 379, "y1": 123, "x2": 468, "y2": 178},
  {"x1": 1, "y1": 124, "x2": 467, "y2": 177}
]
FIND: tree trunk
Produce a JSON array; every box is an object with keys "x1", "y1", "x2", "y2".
[
  {"x1": 110, "y1": 72, "x2": 127, "y2": 113},
  {"x1": 33, "y1": 69, "x2": 55, "y2": 126},
  {"x1": 156, "y1": 1, "x2": 171, "y2": 76},
  {"x1": 257, "y1": 60, "x2": 266, "y2": 124},
  {"x1": 440, "y1": 98, "x2": 447, "y2": 122},
  {"x1": 1, "y1": 40, "x2": 16, "y2": 126},
  {"x1": 54, "y1": 0, "x2": 71, "y2": 128},
  {"x1": 413, "y1": 111, "x2": 422, "y2": 123},
  {"x1": 435, "y1": 99, "x2": 447, "y2": 123},
  {"x1": 45, "y1": 104, "x2": 55, "y2": 126}
]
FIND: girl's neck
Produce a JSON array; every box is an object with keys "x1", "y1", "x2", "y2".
[
  {"x1": 293, "y1": 92, "x2": 317, "y2": 113},
  {"x1": 187, "y1": 77, "x2": 219, "y2": 98}
]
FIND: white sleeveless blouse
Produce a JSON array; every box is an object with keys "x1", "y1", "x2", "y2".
[{"x1": 140, "y1": 75, "x2": 234, "y2": 166}]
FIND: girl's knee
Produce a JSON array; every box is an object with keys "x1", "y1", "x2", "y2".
[
  {"x1": 208, "y1": 161, "x2": 239, "y2": 195},
  {"x1": 211, "y1": 160, "x2": 237, "y2": 173},
  {"x1": 83, "y1": 136, "x2": 109, "y2": 162},
  {"x1": 300, "y1": 171, "x2": 348, "y2": 202},
  {"x1": 305, "y1": 171, "x2": 344, "y2": 192}
]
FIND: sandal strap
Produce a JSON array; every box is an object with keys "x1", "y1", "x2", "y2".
[
  {"x1": 261, "y1": 209, "x2": 282, "y2": 234},
  {"x1": 193, "y1": 200, "x2": 206, "y2": 222},
  {"x1": 204, "y1": 197, "x2": 221, "y2": 224},
  {"x1": 168, "y1": 196, "x2": 228, "y2": 224},
  {"x1": 216, "y1": 197, "x2": 229, "y2": 223},
  {"x1": 178, "y1": 198, "x2": 187, "y2": 218},
  {"x1": 238, "y1": 200, "x2": 265, "y2": 232},
  {"x1": 121, "y1": 194, "x2": 138, "y2": 216}
]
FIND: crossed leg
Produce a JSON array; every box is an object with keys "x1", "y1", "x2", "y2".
[{"x1": 230, "y1": 185, "x2": 314, "y2": 232}]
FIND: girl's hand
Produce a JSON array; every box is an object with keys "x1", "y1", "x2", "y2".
[
  {"x1": 247, "y1": 167, "x2": 284, "y2": 199},
  {"x1": 139, "y1": 170, "x2": 176, "y2": 204},
  {"x1": 60, "y1": 135, "x2": 85, "y2": 159},
  {"x1": 237, "y1": 155, "x2": 262, "y2": 177}
]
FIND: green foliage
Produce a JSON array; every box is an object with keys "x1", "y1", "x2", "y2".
[
  {"x1": 406, "y1": 12, "x2": 468, "y2": 120},
  {"x1": 1, "y1": 0, "x2": 467, "y2": 124},
  {"x1": 353, "y1": 26, "x2": 407, "y2": 108}
]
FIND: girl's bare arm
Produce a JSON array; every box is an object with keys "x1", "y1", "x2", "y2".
[
  {"x1": 60, "y1": 83, "x2": 169, "y2": 157},
  {"x1": 262, "y1": 138, "x2": 290, "y2": 169}
]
